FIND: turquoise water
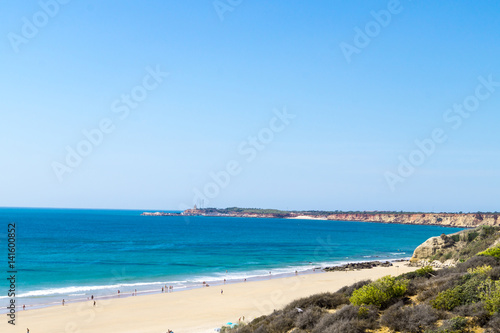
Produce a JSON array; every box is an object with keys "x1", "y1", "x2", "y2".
[{"x1": 0, "y1": 208, "x2": 465, "y2": 311}]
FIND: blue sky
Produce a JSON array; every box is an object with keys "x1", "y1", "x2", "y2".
[{"x1": 1, "y1": 0, "x2": 499, "y2": 212}]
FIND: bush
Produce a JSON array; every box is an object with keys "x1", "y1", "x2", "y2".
[
  {"x1": 285, "y1": 292, "x2": 348, "y2": 311},
  {"x1": 484, "y1": 312, "x2": 500, "y2": 333},
  {"x1": 456, "y1": 255, "x2": 500, "y2": 273},
  {"x1": 269, "y1": 314, "x2": 294, "y2": 332},
  {"x1": 441, "y1": 316, "x2": 469, "y2": 332},
  {"x1": 381, "y1": 302, "x2": 438, "y2": 333},
  {"x1": 467, "y1": 231, "x2": 479, "y2": 242},
  {"x1": 294, "y1": 306, "x2": 324, "y2": 330},
  {"x1": 432, "y1": 287, "x2": 463, "y2": 311},
  {"x1": 312, "y1": 304, "x2": 378, "y2": 333},
  {"x1": 417, "y1": 273, "x2": 462, "y2": 303},
  {"x1": 417, "y1": 266, "x2": 436, "y2": 277},
  {"x1": 468, "y1": 264, "x2": 493, "y2": 275},
  {"x1": 321, "y1": 319, "x2": 364, "y2": 333},
  {"x1": 350, "y1": 276, "x2": 408, "y2": 308},
  {"x1": 431, "y1": 273, "x2": 484, "y2": 311},
  {"x1": 490, "y1": 266, "x2": 500, "y2": 280},
  {"x1": 479, "y1": 246, "x2": 500, "y2": 259},
  {"x1": 453, "y1": 302, "x2": 490, "y2": 326},
  {"x1": 479, "y1": 278, "x2": 500, "y2": 315},
  {"x1": 336, "y1": 280, "x2": 371, "y2": 297}
]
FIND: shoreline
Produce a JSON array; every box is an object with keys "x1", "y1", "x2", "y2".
[
  {"x1": 142, "y1": 210, "x2": 490, "y2": 228},
  {"x1": 4, "y1": 258, "x2": 410, "y2": 315},
  {"x1": 2, "y1": 263, "x2": 418, "y2": 333}
]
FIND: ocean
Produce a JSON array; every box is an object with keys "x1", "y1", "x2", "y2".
[{"x1": 0, "y1": 208, "x2": 465, "y2": 312}]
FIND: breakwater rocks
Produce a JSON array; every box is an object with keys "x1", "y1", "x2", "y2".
[{"x1": 323, "y1": 261, "x2": 395, "y2": 272}]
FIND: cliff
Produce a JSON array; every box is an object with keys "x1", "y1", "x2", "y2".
[
  {"x1": 326, "y1": 213, "x2": 499, "y2": 228},
  {"x1": 410, "y1": 225, "x2": 500, "y2": 264},
  {"x1": 142, "y1": 208, "x2": 500, "y2": 228}
]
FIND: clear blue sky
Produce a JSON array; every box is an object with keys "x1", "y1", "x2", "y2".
[{"x1": 1, "y1": 0, "x2": 499, "y2": 212}]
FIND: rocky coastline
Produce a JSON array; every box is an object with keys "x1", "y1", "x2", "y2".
[
  {"x1": 142, "y1": 208, "x2": 499, "y2": 228},
  {"x1": 323, "y1": 260, "x2": 396, "y2": 272}
]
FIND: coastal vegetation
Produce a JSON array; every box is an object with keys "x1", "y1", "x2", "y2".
[
  {"x1": 222, "y1": 227, "x2": 500, "y2": 333},
  {"x1": 413, "y1": 226, "x2": 500, "y2": 264}
]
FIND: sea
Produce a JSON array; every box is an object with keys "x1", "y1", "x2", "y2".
[{"x1": 0, "y1": 208, "x2": 465, "y2": 312}]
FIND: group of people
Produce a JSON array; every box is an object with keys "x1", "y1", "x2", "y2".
[{"x1": 162, "y1": 285, "x2": 174, "y2": 293}]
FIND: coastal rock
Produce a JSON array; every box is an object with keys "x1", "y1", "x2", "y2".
[
  {"x1": 410, "y1": 234, "x2": 456, "y2": 262},
  {"x1": 324, "y1": 261, "x2": 394, "y2": 272},
  {"x1": 409, "y1": 259, "x2": 457, "y2": 268}
]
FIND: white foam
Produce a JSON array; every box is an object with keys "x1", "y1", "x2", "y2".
[{"x1": 16, "y1": 280, "x2": 184, "y2": 298}]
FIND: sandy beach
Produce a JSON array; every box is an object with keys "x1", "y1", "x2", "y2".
[{"x1": 3, "y1": 264, "x2": 417, "y2": 333}]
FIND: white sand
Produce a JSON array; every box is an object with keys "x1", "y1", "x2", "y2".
[{"x1": 2, "y1": 265, "x2": 417, "y2": 333}]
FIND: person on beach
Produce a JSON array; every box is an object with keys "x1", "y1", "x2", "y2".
[
  {"x1": 23, "y1": 304, "x2": 25, "y2": 310},
  {"x1": 221, "y1": 289, "x2": 223, "y2": 295},
  {"x1": 91, "y1": 295, "x2": 93, "y2": 300},
  {"x1": 27, "y1": 329, "x2": 29, "y2": 333},
  {"x1": 62, "y1": 299, "x2": 65, "y2": 306},
  {"x1": 135, "y1": 289, "x2": 137, "y2": 295},
  {"x1": 93, "y1": 301, "x2": 96, "y2": 306},
  {"x1": 162, "y1": 287, "x2": 164, "y2": 293}
]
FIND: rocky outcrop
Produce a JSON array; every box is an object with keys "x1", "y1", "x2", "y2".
[
  {"x1": 324, "y1": 261, "x2": 393, "y2": 272},
  {"x1": 410, "y1": 226, "x2": 500, "y2": 264},
  {"x1": 326, "y1": 213, "x2": 499, "y2": 228},
  {"x1": 410, "y1": 234, "x2": 457, "y2": 262}
]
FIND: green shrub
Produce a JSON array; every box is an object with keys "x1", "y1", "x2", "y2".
[
  {"x1": 467, "y1": 231, "x2": 479, "y2": 242},
  {"x1": 467, "y1": 264, "x2": 492, "y2": 275},
  {"x1": 478, "y1": 246, "x2": 500, "y2": 259},
  {"x1": 427, "y1": 316, "x2": 470, "y2": 333},
  {"x1": 336, "y1": 280, "x2": 371, "y2": 297},
  {"x1": 432, "y1": 287, "x2": 463, "y2": 311},
  {"x1": 416, "y1": 266, "x2": 435, "y2": 277},
  {"x1": 350, "y1": 276, "x2": 408, "y2": 308},
  {"x1": 432, "y1": 273, "x2": 486, "y2": 311},
  {"x1": 479, "y1": 278, "x2": 500, "y2": 315}
]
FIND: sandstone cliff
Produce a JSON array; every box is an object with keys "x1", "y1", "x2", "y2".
[
  {"x1": 410, "y1": 226, "x2": 500, "y2": 264},
  {"x1": 326, "y1": 213, "x2": 499, "y2": 228}
]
